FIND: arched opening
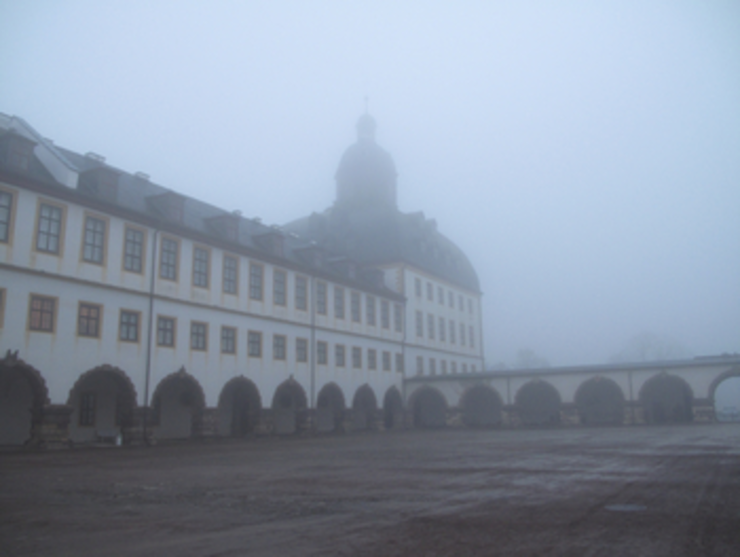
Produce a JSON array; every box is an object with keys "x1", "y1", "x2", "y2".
[
  {"x1": 0, "y1": 355, "x2": 49, "y2": 446},
  {"x1": 640, "y1": 373, "x2": 693, "y2": 424},
  {"x1": 218, "y1": 377, "x2": 262, "y2": 437},
  {"x1": 67, "y1": 365, "x2": 137, "y2": 444},
  {"x1": 316, "y1": 383, "x2": 345, "y2": 433},
  {"x1": 383, "y1": 387, "x2": 404, "y2": 430},
  {"x1": 515, "y1": 380, "x2": 561, "y2": 426},
  {"x1": 271, "y1": 379, "x2": 308, "y2": 435},
  {"x1": 352, "y1": 384, "x2": 378, "y2": 431},
  {"x1": 713, "y1": 374, "x2": 740, "y2": 422},
  {"x1": 575, "y1": 377, "x2": 625, "y2": 426},
  {"x1": 460, "y1": 384, "x2": 503, "y2": 427},
  {"x1": 150, "y1": 369, "x2": 206, "y2": 440},
  {"x1": 410, "y1": 387, "x2": 447, "y2": 429}
]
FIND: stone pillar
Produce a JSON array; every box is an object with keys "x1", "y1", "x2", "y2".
[{"x1": 32, "y1": 404, "x2": 73, "y2": 448}]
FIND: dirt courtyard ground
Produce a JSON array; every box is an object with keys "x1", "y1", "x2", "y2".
[{"x1": 1, "y1": 425, "x2": 739, "y2": 557}]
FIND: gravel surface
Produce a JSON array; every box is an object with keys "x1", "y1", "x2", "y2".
[{"x1": 2, "y1": 425, "x2": 739, "y2": 556}]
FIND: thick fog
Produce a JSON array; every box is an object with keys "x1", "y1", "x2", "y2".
[{"x1": 1, "y1": 1, "x2": 738, "y2": 367}]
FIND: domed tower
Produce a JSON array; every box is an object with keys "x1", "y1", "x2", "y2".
[{"x1": 335, "y1": 114, "x2": 397, "y2": 210}]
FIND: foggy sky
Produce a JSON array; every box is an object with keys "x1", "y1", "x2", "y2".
[{"x1": 1, "y1": 1, "x2": 738, "y2": 367}]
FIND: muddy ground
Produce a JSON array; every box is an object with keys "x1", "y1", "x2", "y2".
[{"x1": 1, "y1": 425, "x2": 739, "y2": 556}]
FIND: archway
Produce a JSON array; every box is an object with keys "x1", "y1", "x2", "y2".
[
  {"x1": 383, "y1": 387, "x2": 404, "y2": 430},
  {"x1": 218, "y1": 377, "x2": 262, "y2": 437},
  {"x1": 575, "y1": 377, "x2": 625, "y2": 426},
  {"x1": 0, "y1": 354, "x2": 49, "y2": 445},
  {"x1": 460, "y1": 384, "x2": 503, "y2": 427},
  {"x1": 316, "y1": 383, "x2": 345, "y2": 433},
  {"x1": 515, "y1": 380, "x2": 561, "y2": 426},
  {"x1": 150, "y1": 369, "x2": 206, "y2": 439},
  {"x1": 410, "y1": 387, "x2": 447, "y2": 428},
  {"x1": 67, "y1": 365, "x2": 137, "y2": 443},
  {"x1": 640, "y1": 373, "x2": 693, "y2": 424},
  {"x1": 352, "y1": 384, "x2": 377, "y2": 431},
  {"x1": 272, "y1": 379, "x2": 308, "y2": 435},
  {"x1": 709, "y1": 368, "x2": 740, "y2": 422}
]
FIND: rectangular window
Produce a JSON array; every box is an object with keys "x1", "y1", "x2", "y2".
[
  {"x1": 439, "y1": 317, "x2": 446, "y2": 342},
  {"x1": 382, "y1": 351, "x2": 391, "y2": 372},
  {"x1": 296, "y1": 338, "x2": 308, "y2": 362},
  {"x1": 223, "y1": 255, "x2": 238, "y2": 294},
  {"x1": 451, "y1": 361, "x2": 458, "y2": 374},
  {"x1": 351, "y1": 291, "x2": 361, "y2": 322},
  {"x1": 469, "y1": 298, "x2": 474, "y2": 314},
  {"x1": 426, "y1": 282, "x2": 433, "y2": 301},
  {"x1": 429, "y1": 358, "x2": 437, "y2": 376},
  {"x1": 190, "y1": 322, "x2": 207, "y2": 350},
  {"x1": 450, "y1": 320, "x2": 456, "y2": 344},
  {"x1": 460, "y1": 323, "x2": 466, "y2": 346},
  {"x1": 416, "y1": 356, "x2": 424, "y2": 376},
  {"x1": 221, "y1": 326, "x2": 236, "y2": 354},
  {"x1": 82, "y1": 215, "x2": 106, "y2": 264},
  {"x1": 273, "y1": 269, "x2": 287, "y2": 305},
  {"x1": 366, "y1": 296, "x2": 376, "y2": 326},
  {"x1": 78, "y1": 303, "x2": 102, "y2": 338},
  {"x1": 79, "y1": 392, "x2": 96, "y2": 426},
  {"x1": 352, "y1": 346, "x2": 362, "y2": 369},
  {"x1": 249, "y1": 263, "x2": 263, "y2": 300},
  {"x1": 273, "y1": 334, "x2": 286, "y2": 360},
  {"x1": 192, "y1": 247, "x2": 210, "y2": 288},
  {"x1": 335, "y1": 344, "x2": 346, "y2": 367},
  {"x1": 427, "y1": 314, "x2": 435, "y2": 340},
  {"x1": 395, "y1": 353, "x2": 404, "y2": 373},
  {"x1": 469, "y1": 326, "x2": 475, "y2": 348},
  {"x1": 462, "y1": 363, "x2": 468, "y2": 374},
  {"x1": 380, "y1": 300, "x2": 390, "y2": 329},
  {"x1": 248, "y1": 331, "x2": 262, "y2": 357},
  {"x1": 0, "y1": 190, "x2": 13, "y2": 243},
  {"x1": 123, "y1": 227, "x2": 144, "y2": 273},
  {"x1": 448, "y1": 290, "x2": 454, "y2": 307},
  {"x1": 415, "y1": 311, "x2": 423, "y2": 337},
  {"x1": 437, "y1": 286, "x2": 444, "y2": 304},
  {"x1": 441, "y1": 360, "x2": 447, "y2": 375},
  {"x1": 317, "y1": 341, "x2": 328, "y2": 365},
  {"x1": 295, "y1": 275, "x2": 308, "y2": 310},
  {"x1": 316, "y1": 281, "x2": 327, "y2": 315},
  {"x1": 159, "y1": 237, "x2": 178, "y2": 280},
  {"x1": 458, "y1": 294, "x2": 464, "y2": 311},
  {"x1": 28, "y1": 295, "x2": 55, "y2": 332},
  {"x1": 368, "y1": 348, "x2": 377, "y2": 370},
  {"x1": 157, "y1": 316, "x2": 175, "y2": 346},
  {"x1": 334, "y1": 286, "x2": 345, "y2": 319},
  {"x1": 393, "y1": 304, "x2": 403, "y2": 332},
  {"x1": 415, "y1": 277, "x2": 422, "y2": 297},
  {"x1": 36, "y1": 203, "x2": 63, "y2": 254}
]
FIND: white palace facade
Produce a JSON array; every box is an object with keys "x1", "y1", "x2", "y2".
[{"x1": 0, "y1": 113, "x2": 485, "y2": 446}]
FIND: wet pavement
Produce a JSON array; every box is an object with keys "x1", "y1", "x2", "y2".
[{"x1": 1, "y1": 424, "x2": 739, "y2": 556}]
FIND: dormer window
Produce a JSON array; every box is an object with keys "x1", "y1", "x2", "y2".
[
  {"x1": 206, "y1": 213, "x2": 240, "y2": 242},
  {"x1": 0, "y1": 130, "x2": 36, "y2": 172},
  {"x1": 78, "y1": 167, "x2": 119, "y2": 203},
  {"x1": 147, "y1": 192, "x2": 185, "y2": 224},
  {"x1": 254, "y1": 231, "x2": 284, "y2": 257}
]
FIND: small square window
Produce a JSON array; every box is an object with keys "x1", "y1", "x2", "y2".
[
  {"x1": 123, "y1": 227, "x2": 144, "y2": 273},
  {"x1": 192, "y1": 247, "x2": 210, "y2": 288},
  {"x1": 160, "y1": 237, "x2": 178, "y2": 280},
  {"x1": 295, "y1": 276, "x2": 308, "y2": 310},
  {"x1": 190, "y1": 322, "x2": 207, "y2": 350},
  {"x1": 157, "y1": 316, "x2": 175, "y2": 346},
  {"x1": 221, "y1": 326, "x2": 236, "y2": 354},
  {"x1": 273, "y1": 334, "x2": 286, "y2": 360},
  {"x1": 248, "y1": 331, "x2": 262, "y2": 357},
  {"x1": 273, "y1": 269, "x2": 287, "y2": 306},
  {"x1": 335, "y1": 344, "x2": 346, "y2": 367},
  {"x1": 29, "y1": 295, "x2": 56, "y2": 332},
  {"x1": 36, "y1": 203, "x2": 63, "y2": 254},
  {"x1": 249, "y1": 263, "x2": 263, "y2": 300},
  {"x1": 296, "y1": 338, "x2": 308, "y2": 362},
  {"x1": 78, "y1": 303, "x2": 102, "y2": 338},
  {"x1": 317, "y1": 341, "x2": 328, "y2": 365},
  {"x1": 223, "y1": 255, "x2": 238, "y2": 294}
]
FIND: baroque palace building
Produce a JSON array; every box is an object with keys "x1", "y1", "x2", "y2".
[{"x1": 0, "y1": 112, "x2": 484, "y2": 446}]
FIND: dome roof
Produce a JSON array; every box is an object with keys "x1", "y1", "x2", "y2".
[{"x1": 284, "y1": 114, "x2": 480, "y2": 292}]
